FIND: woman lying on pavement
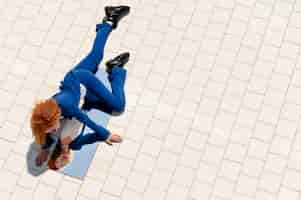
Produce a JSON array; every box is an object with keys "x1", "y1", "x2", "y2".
[{"x1": 30, "y1": 5, "x2": 130, "y2": 166}]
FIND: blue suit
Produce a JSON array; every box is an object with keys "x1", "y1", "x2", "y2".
[{"x1": 47, "y1": 22, "x2": 126, "y2": 148}]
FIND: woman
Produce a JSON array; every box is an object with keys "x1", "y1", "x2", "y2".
[{"x1": 31, "y1": 5, "x2": 130, "y2": 166}]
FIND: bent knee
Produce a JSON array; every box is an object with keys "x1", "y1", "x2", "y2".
[
  {"x1": 111, "y1": 110, "x2": 123, "y2": 116},
  {"x1": 112, "y1": 101, "x2": 125, "y2": 115}
]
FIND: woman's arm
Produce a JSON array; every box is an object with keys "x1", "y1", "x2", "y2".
[
  {"x1": 74, "y1": 108, "x2": 110, "y2": 141},
  {"x1": 61, "y1": 136, "x2": 72, "y2": 153},
  {"x1": 61, "y1": 136, "x2": 72, "y2": 145}
]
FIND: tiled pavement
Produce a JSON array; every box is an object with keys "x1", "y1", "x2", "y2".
[{"x1": 2, "y1": 0, "x2": 301, "y2": 199}]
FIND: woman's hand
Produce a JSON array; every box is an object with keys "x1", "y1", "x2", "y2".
[
  {"x1": 61, "y1": 136, "x2": 72, "y2": 145},
  {"x1": 106, "y1": 134, "x2": 123, "y2": 145},
  {"x1": 61, "y1": 144, "x2": 69, "y2": 154},
  {"x1": 55, "y1": 150, "x2": 71, "y2": 169}
]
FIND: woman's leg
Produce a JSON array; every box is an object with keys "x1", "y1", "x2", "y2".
[
  {"x1": 82, "y1": 89, "x2": 123, "y2": 115},
  {"x1": 82, "y1": 53, "x2": 129, "y2": 115},
  {"x1": 73, "y1": 67, "x2": 127, "y2": 114},
  {"x1": 73, "y1": 22, "x2": 112, "y2": 73}
]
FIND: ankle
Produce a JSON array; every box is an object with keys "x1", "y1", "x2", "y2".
[
  {"x1": 102, "y1": 16, "x2": 114, "y2": 27},
  {"x1": 106, "y1": 20, "x2": 114, "y2": 27}
]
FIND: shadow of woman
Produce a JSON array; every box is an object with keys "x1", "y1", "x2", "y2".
[{"x1": 26, "y1": 141, "x2": 58, "y2": 176}]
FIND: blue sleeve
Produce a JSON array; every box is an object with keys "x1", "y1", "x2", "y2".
[{"x1": 74, "y1": 108, "x2": 110, "y2": 141}]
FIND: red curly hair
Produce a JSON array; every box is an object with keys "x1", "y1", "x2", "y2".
[{"x1": 30, "y1": 99, "x2": 61, "y2": 146}]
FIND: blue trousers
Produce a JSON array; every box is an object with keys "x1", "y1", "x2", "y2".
[
  {"x1": 73, "y1": 22, "x2": 127, "y2": 114},
  {"x1": 68, "y1": 22, "x2": 127, "y2": 150}
]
